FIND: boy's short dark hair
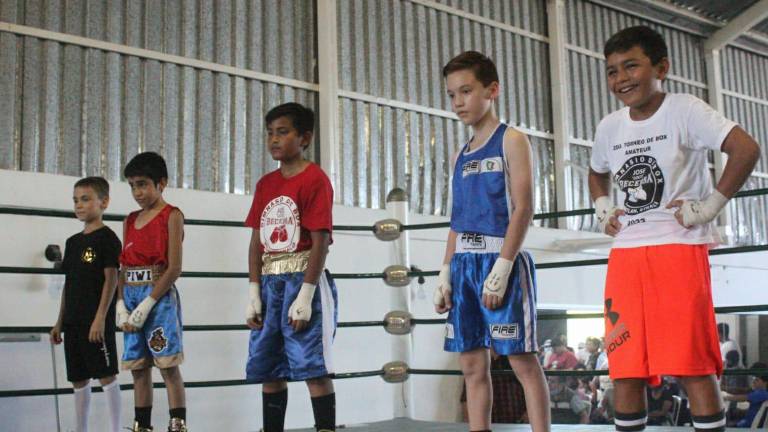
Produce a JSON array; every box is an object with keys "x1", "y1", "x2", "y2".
[
  {"x1": 74, "y1": 176, "x2": 110, "y2": 199},
  {"x1": 603, "y1": 25, "x2": 668, "y2": 65},
  {"x1": 124, "y1": 152, "x2": 168, "y2": 185},
  {"x1": 265, "y1": 103, "x2": 315, "y2": 135},
  {"x1": 442, "y1": 51, "x2": 499, "y2": 87},
  {"x1": 550, "y1": 338, "x2": 564, "y2": 348}
]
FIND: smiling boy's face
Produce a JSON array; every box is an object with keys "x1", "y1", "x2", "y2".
[{"x1": 605, "y1": 45, "x2": 669, "y2": 111}]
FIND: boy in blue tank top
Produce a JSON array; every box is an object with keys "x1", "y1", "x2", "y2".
[{"x1": 434, "y1": 51, "x2": 550, "y2": 432}]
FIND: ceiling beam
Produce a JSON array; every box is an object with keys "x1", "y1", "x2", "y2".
[{"x1": 705, "y1": 0, "x2": 768, "y2": 51}]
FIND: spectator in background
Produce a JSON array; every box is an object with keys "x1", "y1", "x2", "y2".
[
  {"x1": 539, "y1": 339, "x2": 553, "y2": 366},
  {"x1": 546, "y1": 338, "x2": 579, "y2": 370},
  {"x1": 723, "y1": 362, "x2": 768, "y2": 428},
  {"x1": 591, "y1": 349, "x2": 614, "y2": 424},
  {"x1": 584, "y1": 337, "x2": 602, "y2": 371},
  {"x1": 721, "y1": 350, "x2": 751, "y2": 426},
  {"x1": 718, "y1": 322, "x2": 742, "y2": 365},
  {"x1": 646, "y1": 381, "x2": 674, "y2": 425}
]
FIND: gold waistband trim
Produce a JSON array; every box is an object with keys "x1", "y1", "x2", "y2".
[
  {"x1": 261, "y1": 250, "x2": 310, "y2": 275},
  {"x1": 124, "y1": 265, "x2": 165, "y2": 286}
]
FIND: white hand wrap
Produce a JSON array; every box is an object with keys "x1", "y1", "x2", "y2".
[
  {"x1": 679, "y1": 190, "x2": 728, "y2": 227},
  {"x1": 433, "y1": 264, "x2": 452, "y2": 307},
  {"x1": 483, "y1": 257, "x2": 514, "y2": 299},
  {"x1": 128, "y1": 296, "x2": 157, "y2": 328},
  {"x1": 116, "y1": 299, "x2": 130, "y2": 327},
  {"x1": 246, "y1": 281, "x2": 262, "y2": 321},
  {"x1": 595, "y1": 196, "x2": 621, "y2": 234},
  {"x1": 288, "y1": 283, "x2": 316, "y2": 322}
]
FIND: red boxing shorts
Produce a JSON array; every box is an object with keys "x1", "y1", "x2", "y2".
[{"x1": 603, "y1": 243, "x2": 722, "y2": 386}]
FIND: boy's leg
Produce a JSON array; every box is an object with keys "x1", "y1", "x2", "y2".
[
  {"x1": 307, "y1": 377, "x2": 335, "y2": 431},
  {"x1": 159, "y1": 365, "x2": 186, "y2": 427},
  {"x1": 644, "y1": 245, "x2": 724, "y2": 431},
  {"x1": 98, "y1": 376, "x2": 122, "y2": 432},
  {"x1": 73, "y1": 380, "x2": 91, "y2": 432},
  {"x1": 132, "y1": 367, "x2": 153, "y2": 428},
  {"x1": 681, "y1": 375, "x2": 725, "y2": 431},
  {"x1": 460, "y1": 348, "x2": 492, "y2": 431},
  {"x1": 263, "y1": 380, "x2": 289, "y2": 432},
  {"x1": 614, "y1": 378, "x2": 648, "y2": 431},
  {"x1": 507, "y1": 353, "x2": 550, "y2": 432}
]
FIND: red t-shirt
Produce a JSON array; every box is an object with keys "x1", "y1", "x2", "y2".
[
  {"x1": 120, "y1": 204, "x2": 182, "y2": 267},
  {"x1": 245, "y1": 163, "x2": 333, "y2": 253},
  {"x1": 546, "y1": 350, "x2": 580, "y2": 370}
]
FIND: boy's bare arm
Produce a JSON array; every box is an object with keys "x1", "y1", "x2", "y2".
[
  {"x1": 499, "y1": 130, "x2": 534, "y2": 260},
  {"x1": 442, "y1": 229, "x2": 458, "y2": 265},
  {"x1": 287, "y1": 230, "x2": 330, "y2": 332},
  {"x1": 303, "y1": 230, "x2": 330, "y2": 285},
  {"x1": 481, "y1": 130, "x2": 534, "y2": 310},
  {"x1": 246, "y1": 228, "x2": 265, "y2": 329},
  {"x1": 248, "y1": 229, "x2": 263, "y2": 283},
  {"x1": 588, "y1": 169, "x2": 613, "y2": 201},
  {"x1": 89, "y1": 267, "x2": 118, "y2": 342},
  {"x1": 716, "y1": 126, "x2": 760, "y2": 198},
  {"x1": 149, "y1": 209, "x2": 184, "y2": 299},
  {"x1": 50, "y1": 285, "x2": 66, "y2": 344}
]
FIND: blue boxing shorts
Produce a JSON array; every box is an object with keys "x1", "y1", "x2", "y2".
[
  {"x1": 246, "y1": 251, "x2": 338, "y2": 383},
  {"x1": 121, "y1": 266, "x2": 184, "y2": 370},
  {"x1": 444, "y1": 233, "x2": 538, "y2": 355}
]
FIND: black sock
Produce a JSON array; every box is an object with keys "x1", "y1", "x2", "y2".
[
  {"x1": 135, "y1": 406, "x2": 152, "y2": 428},
  {"x1": 311, "y1": 393, "x2": 336, "y2": 431},
  {"x1": 169, "y1": 407, "x2": 186, "y2": 421},
  {"x1": 692, "y1": 410, "x2": 725, "y2": 431},
  {"x1": 263, "y1": 389, "x2": 288, "y2": 432},
  {"x1": 614, "y1": 410, "x2": 647, "y2": 431}
]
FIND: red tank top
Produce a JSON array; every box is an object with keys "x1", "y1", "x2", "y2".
[{"x1": 120, "y1": 204, "x2": 182, "y2": 267}]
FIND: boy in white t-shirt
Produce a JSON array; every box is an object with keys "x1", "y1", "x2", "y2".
[{"x1": 588, "y1": 26, "x2": 760, "y2": 432}]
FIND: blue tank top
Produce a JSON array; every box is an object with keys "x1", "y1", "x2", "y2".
[{"x1": 450, "y1": 123, "x2": 511, "y2": 237}]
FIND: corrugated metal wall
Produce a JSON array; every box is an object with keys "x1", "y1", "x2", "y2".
[
  {"x1": 0, "y1": 0, "x2": 317, "y2": 194},
  {"x1": 721, "y1": 46, "x2": 768, "y2": 245},
  {"x1": 1, "y1": 0, "x2": 766, "y2": 234},
  {"x1": 565, "y1": 0, "x2": 708, "y2": 143},
  {"x1": 336, "y1": 0, "x2": 555, "y2": 217},
  {"x1": 0, "y1": 0, "x2": 316, "y2": 82},
  {"x1": 434, "y1": 0, "x2": 549, "y2": 35}
]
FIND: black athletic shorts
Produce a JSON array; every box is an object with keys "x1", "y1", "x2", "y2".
[{"x1": 63, "y1": 325, "x2": 118, "y2": 382}]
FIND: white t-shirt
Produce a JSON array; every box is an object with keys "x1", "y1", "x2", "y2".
[
  {"x1": 720, "y1": 339, "x2": 742, "y2": 363},
  {"x1": 590, "y1": 93, "x2": 737, "y2": 248}
]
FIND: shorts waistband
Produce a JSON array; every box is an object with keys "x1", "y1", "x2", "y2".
[
  {"x1": 262, "y1": 250, "x2": 311, "y2": 275},
  {"x1": 124, "y1": 265, "x2": 165, "y2": 286},
  {"x1": 455, "y1": 233, "x2": 504, "y2": 253}
]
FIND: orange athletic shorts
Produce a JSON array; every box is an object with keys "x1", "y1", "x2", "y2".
[{"x1": 603, "y1": 243, "x2": 722, "y2": 386}]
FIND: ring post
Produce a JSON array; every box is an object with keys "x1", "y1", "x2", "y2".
[{"x1": 386, "y1": 188, "x2": 414, "y2": 418}]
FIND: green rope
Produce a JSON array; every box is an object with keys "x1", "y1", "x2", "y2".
[{"x1": 3, "y1": 187, "x2": 766, "y2": 231}]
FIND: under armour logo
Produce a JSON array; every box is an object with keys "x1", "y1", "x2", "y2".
[{"x1": 605, "y1": 298, "x2": 620, "y2": 326}]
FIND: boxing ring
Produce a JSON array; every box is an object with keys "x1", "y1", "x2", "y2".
[{"x1": 2, "y1": 186, "x2": 768, "y2": 431}]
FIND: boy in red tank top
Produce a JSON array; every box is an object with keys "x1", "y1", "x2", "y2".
[{"x1": 117, "y1": 152, "x2": 188, "y2": 432}]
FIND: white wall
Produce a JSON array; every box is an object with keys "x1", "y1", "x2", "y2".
[{"x1": 1, "y1": 169, "x2": 767, "y2": 430}]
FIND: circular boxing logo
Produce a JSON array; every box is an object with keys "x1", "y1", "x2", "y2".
[
  {"x1": 260, "y1": 196, "x2": 300, "y2": 252},
  {"x1": 614, "y1": 155, "x2": 665, "y2": 215}
]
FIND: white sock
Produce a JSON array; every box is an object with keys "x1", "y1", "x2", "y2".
[
  {"x1": 102, "y1": 380, "x2": 123, "y2": 432},
  {"x1": 73, "y1": 382, "x2": 91, "y2": 432}
]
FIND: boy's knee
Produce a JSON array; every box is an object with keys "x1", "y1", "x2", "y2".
[
  {"x1": 131, "y1": 367, "x2": 152, "y2": 379},
  {"x1": 159, "y1": 366, "x2": 181, "y2": 380},
  {"x1": 98, "y1": 375, "x2": 117, "y2": 386},
  {"x1": 263, "y1": 380, "x2": 288, "y2": 393}
]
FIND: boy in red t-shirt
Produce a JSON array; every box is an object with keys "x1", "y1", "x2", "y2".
[{"x1": 244, "y1": 103, "x2": 337, "y2": 432}]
